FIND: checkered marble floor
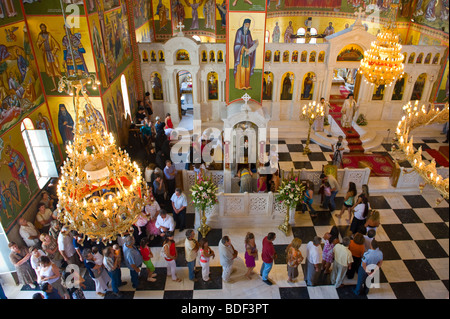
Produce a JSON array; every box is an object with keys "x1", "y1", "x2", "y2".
[
  {"x1": 275, "y1": 136, "x2": 449, "y2": 172},
  {"x1": 6, "y1": 188, "x2": 448, "y2": 300}
]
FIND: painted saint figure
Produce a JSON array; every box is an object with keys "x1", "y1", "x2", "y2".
[
  {"x1": 323, "y1": 22, "x2": 335, "y2": 36},
  {"x1": 156, "y1": 0, "x2": 168, "y2": 31},
  {"x1": 62, "y1": 26, "x2": 89, "y2": 77},
  {"x1": 184, "y1": 0, "x2": 204, "y2": 30},
  {"x1": 216, "y1": 0, "x2": 227, "y2": 30},
  {"x1": 272, "y1": 22, "x2": 280, "y2": 43},
  {"x1": 233, "y1": 18, "x2": 259, "y2": 90},
  {"x1": 284, "y1": 21, "x2": 294, "y2": 43},
  {"x1": 58, "y1": 104, "x2": 74, "y2": 145},
  {"x1": 36, "y1": 24, "x2": 62, "y2": 92},
  {"x1": 1, "y1": 145, "x2": 31, "y2": 196}
]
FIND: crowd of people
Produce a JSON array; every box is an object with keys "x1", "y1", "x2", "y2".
[{"x1": 4, "y1": 95, "x2": 384, "y2": 299}]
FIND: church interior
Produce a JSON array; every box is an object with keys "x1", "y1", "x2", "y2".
[{"x1": 0, "y1": 0, "x2": 449, "y2": 301}]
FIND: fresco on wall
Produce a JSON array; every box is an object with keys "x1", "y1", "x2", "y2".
[
  {"x1": 102, "y1": 6, "x2": 133, "y2": 83},
  {"x1": 89, "y1": 14, "x2": 109, "y2": 89},
  {"x1": 0, "y1": 126, "x2": 39, "y2": 228},
  {"x1": 0, "y1": 20, "x2": 44, "y2": 136},
  {"x1": 227, "y1": 12, "x2": 265, "y2": 104},
  {"x1": 27, "y1": 15, "x2": 98, "y2": 96},
  {"x1": 0, "y1": 0, "x2": 23, "y2": 23},
  {"x1": 134, "y1": 0, "x2": 154, "y2": 42},
  {"x1": 22, "y1": 0, "x2": 86, "y2": 15},
  {"x1": 153, "y1": 0, "x2": 172, "y2": 35}
]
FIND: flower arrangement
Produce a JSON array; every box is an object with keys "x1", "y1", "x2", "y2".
[
  {"x1": 356, "y1": 114, "x2": 368, "y2": 126},
  {"x1": 190, "y1": 174, "x2": 218, "y2": 211},
  {"x1": 275, "y1": 174, "x2": 306, "y2": 209}
]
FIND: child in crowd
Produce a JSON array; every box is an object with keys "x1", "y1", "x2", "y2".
[
  {"x1": 199, "y1": 238, "x2": 215, "y2": 282},
  {"x1": 139, "y1": 238, "x2": 156, "y2": 282}
]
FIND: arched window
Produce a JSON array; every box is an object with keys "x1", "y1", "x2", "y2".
[
  {"x1": 21, "y1": 118, "x2": 58, "y2": 189},
  {"x1": 296, "y1": 28, "x2": 305, "y2": 44},
  {"x1": 121, "y1": 75, "x2": 131, "y2": 121},
  {"x1": 265, "y1": 30, "x2": 270, "y2": 43}
]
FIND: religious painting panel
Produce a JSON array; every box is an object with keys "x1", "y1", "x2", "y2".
[
  {"x1": 282, "y1": 50, "x2": 289, "y2": 63},
  {"x1": 336, "y1": 44, "x2": 364, "y2": 62},
  {"x1": 407, "y1": 0, "x2": 449, "y2": 33},
  {"x1": 88, "y1": 13, "x2": 110, "y2": 90},
  {"x1": 209, "y1": 50, "x2": 215, "y2": 62},
  {"x1": 291, "y1": 50, "x2": 298, "y2": 63},
  {"x1": 372, "y1": 84, "x2": 385, "y2": 101},
  {"x1": 262, "y1": 71, "x2": 273, "y2": 101},
  {"x1": 207, "y1": 71, "x2": 218, "y2": 100},
  {"x1": 300, "y1": 50, "x2": 307, "y2": 62},
  {"x1": 217, "y1": 50, "x2": 224, "y2": 62},
  {"x1": 273, "y1": 50, "x2": 280, "y2": 62},
  {"x1": 27, "y1": 15, "x2": 97, "y2": 95},
  {"x1": 227, "y1": 12, "x2": 265, "y2": 104},
  {"x1": 309, "y1": 51, "x2": 316, "y2": 63},
  {"x1": 201, "y1": 50, "x2": 208, "y2": 62},
  {"x1": 280, "y1": 72, "x2": 294, "y2": 101},
  {"x1": 432, "y1": 53, "x2": 440, "y2": 64},
  {"x1": 22, "y1": 0, "x2": 85, "y2": 16},
  {"x1": 229, "y1": 0, "x2": 266, "y2": 11},
  {"x1": 424, "y1": 53, "x2": 432, "y2": 64},
  {"x1": 318, "y1": 50, "x2": 325, "y2": 63},
  {"x1": 176, "y1": 49, "x2": 190, "y2": 61},
  {"x1": 150, "y1": 50, "x2": 157, "y2": 62},
  {"x1": 301, "y1": 72, "x2": 315, "y2": 100},
  {"x1": 0, "y1": 20, "x2": 44, "y2": 136},
  {"x1": 410, "y1": 73, "x2": 427, "y2": 101},
  {"x1": 158, "y1": 50, "x2": 165, "y2": 62},
  {"x1": 408, "y1": 52, "x2": 415, "y2": 64},
  {"x1": 0, "y1": 123, "x2": 39, "y2": 230},
  {"x1": 102, "y1": 6, "x2": 133, "y2": 82},
  {"x1": 215, "y1": 0, "x2": 227, "y2": 35},
  {"x1": 0, "y1": 0, "x2": 23, "y2": 24},
  {"x1": 151, "y1": 72, "x2": 164, "y2": 101},
  {"x1": 142, "y1": 50, "x2": 149, "y2": 62},
  {"x1": 46, "y1": 95, "x2": 105, "y2": 148},
  {"x1": 391, "y1": 74, "x2": 406, "y2": 101},
  {"x1": 153, "y1": 0, "x2": 172, "y2": 35},
  {"x1": 416, "y1": 52, "x2": 423, "y2": 64}
]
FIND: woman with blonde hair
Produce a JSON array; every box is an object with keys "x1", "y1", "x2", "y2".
[
  {"x1": 244, "y1": 232, "x2": 258, "y2": 279},
  {"x1": 286, "y1": 238, "x2": 304, "y2": 283},
  {"x1": 365, "y1": 209, "x2": 380, "y2": 233}
]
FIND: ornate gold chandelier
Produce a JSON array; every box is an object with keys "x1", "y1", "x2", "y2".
[
  {"x1": 56, "y1": 79, "x2": 146, "y2": 244},
  {"x1": 394, "y1": 101, "x2": 449, "y2": 199},
  {"x1": 359, "y1": 4, "x2": 404, "y2": 87}
]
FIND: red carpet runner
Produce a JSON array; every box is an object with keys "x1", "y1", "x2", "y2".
[
  {"x1": 425, "y1": 147, "x2": 449, "y2": 167},
  {"x1": 328, "y1": 102, "x2": 395, "y2": 177},
  {"x1": 329, "y1": 104, "x2": 364, "y2": 153}
]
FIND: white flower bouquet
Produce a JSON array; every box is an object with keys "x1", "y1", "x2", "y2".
[{"x1": 190, "y1": 175, "x2": 218, "y2": 211}]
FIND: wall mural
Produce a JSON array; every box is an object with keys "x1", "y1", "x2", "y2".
[
  {"x1": 0, "y1": 20, "x2": 44, "y2": 136},
  {"x1": 227, "y1": 12, "x2": 265, "y2": 104},
  {"x1": 0, "y1": 124, "x2": 39, "y2": 229}
]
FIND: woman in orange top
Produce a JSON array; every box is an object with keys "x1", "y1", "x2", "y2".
[{"x1": 346, "y1": 233, "x2": 365, "y2": 279}]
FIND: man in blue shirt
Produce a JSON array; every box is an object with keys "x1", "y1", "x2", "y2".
[
  {"x1": 353, "y1": 239, "x2": 383, "y2": 296},
  {"x1": 41, "y1": 282, "x2": 62, "y2": 299},
  {"x1": 164, "y1": 159, "x2": 177, "y2": 199},
  {"x1": 171, "y1": 188, "x2": 188, "y2": 232},
  {"x1": 122, "y1": 236, "x2": 143, "y2": 289}
]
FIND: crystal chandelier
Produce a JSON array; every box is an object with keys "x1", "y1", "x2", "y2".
[
  {"x1": 56, "y1": 80, "x2": 146, "y2": 244},
  {"x1": 393, "y1": 101, "x2": 449, "y2": 199},
  {"x1": 359, "y1": 4, "x2": 404, "y2": 87}
]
